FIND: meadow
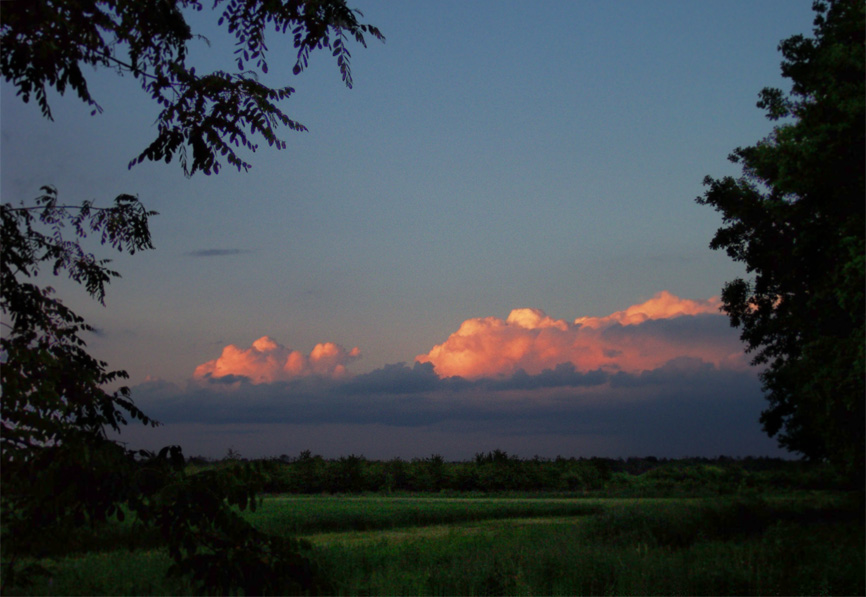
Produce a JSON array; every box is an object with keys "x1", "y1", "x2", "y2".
[{"x1": 4, "y1": 479, "x2": 863, "y2": 596}]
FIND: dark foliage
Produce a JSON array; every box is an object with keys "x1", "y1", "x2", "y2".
[
  {"x1": 1, "y1": 188, "x2": 157, "y2": 458},
  {"x1": 0, "y1": 190, "x2": 159, "y2": 561},
  {"x1": 1, "y1": 0, "x2": 384, "y2": 176},
  {"x1": 245, "y1": 451, "x2": 840, "y2": 496},
  {"x1": 2, "y1": 1, "x2": 381, "y2": 593},
  {"x1": 131, "y1": 454, "x2": 331, "y2": 595},
  {"x1": 696, "y1": 0, "x2": 865, "y2": 480},
  {"x1": 0, "y1": 191, "x2": 331, "y2": 594},
  {"x1": 1, "y1": 189, "x2": 155, "y2": 590}
]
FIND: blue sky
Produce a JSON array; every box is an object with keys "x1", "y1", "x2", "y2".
[{"x1": 1, "y1": 1, "x2": 816, "y2": 459}]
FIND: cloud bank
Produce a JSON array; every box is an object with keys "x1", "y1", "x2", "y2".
[
  {"x1": 193, "y1": 336, "x2": 361, "y2": 383},
  {"x1": 125, "y1": 292, "x2": 780, "y2": 459},
  {"x1": 415, "y1": 291, "x2": 740, "y2": 378}
]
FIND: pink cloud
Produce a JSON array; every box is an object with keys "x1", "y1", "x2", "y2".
[
  {"x1": 415, "y1": 291, "x2": 742, "y2": 379},
  {"x1": 574, "y1": 291, "x2": 721, "y2": 328},
  {"x1": 194, "y1": 336, "x2": 361, "y2": 383}
]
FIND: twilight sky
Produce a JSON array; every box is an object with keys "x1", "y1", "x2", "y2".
[{"x1": 1, "y1": 1, "x2": 816, "y2": 459}]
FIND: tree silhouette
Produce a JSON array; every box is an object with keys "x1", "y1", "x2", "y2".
[
  {"x1": 697, "y1": 0, "x2": 864, "y2": 481},
  {"x1": 1, "y1": 0, "x2": 384, "y2": 176},
  {"x1": 1, "y1": 1, "x2": 382, "y2": 592},
  {"x1": 1, "y1": 190, "x2": 159, "y2": 589}
]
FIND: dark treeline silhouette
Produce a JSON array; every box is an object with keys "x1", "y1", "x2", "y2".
[{"x1": 187, "y1": 451, "x2": 845, "y2": 496}]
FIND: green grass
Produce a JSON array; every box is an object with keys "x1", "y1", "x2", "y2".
[
  {"x1": 2, "y1": 550, "x2": 195, "y2": 596},
  {"x1": 311, "y1": 495, "x2": 864, "y2": 596},
  {"x1": 4, "y1": 492, "x2": 863, "y2": 596},
  {"x1": 244, "y1": 495, "x2": 604, "y2": 536}
]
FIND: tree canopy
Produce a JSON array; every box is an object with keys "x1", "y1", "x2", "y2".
[
  {"x1": 1, "y1": 0, "x2": 380, "y2": 592},
  {"x1": 1, "y1": 0, "x2": 384, "y2": 176},
  {"x1": 697, "y1": 0, "x2": 864, "y2": 480}
]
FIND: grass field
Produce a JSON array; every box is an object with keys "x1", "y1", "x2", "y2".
[{"x1": 5, "y1": 492, "x2": 864, "y2": 596}]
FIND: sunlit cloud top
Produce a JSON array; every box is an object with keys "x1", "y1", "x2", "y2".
[
  {"x1": 415, "y1": 291, "x2": 739, "y2": 379},
  {"x1": 573, "y1": 291, "x2": 721, "y2": 328},
  {"x1": 191, "y1": 292, "x2": 739, "y2": 386},
  {"x1": 140, "y1": 291, "x2": 771, "y2": 459},
  {"x1": 193, "y1": 336, "x2": 361, "y2": 384}
]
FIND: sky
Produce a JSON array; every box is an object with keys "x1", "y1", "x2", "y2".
[{"x1": 1, "y1": 1, "x2": 817, "y2": 460}]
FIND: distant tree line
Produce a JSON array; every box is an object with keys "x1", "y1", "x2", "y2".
[{"x1": 188, "y1": 451, "x2": 846, "y2": 496}]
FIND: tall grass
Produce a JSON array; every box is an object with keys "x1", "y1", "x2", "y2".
[
  {"x1": 2, "y1": 550, "x2": 194, "y2": 596},
  {"x1": 245, "y1": 496, "x2": 603, "y2": 536},
  {"x1": 314, "y1": 496, "x2": 864, "y2": 596},
  {"x1": 4, "y1": 493, "x2": 862, "y2": 596}
]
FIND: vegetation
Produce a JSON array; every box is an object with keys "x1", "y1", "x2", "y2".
[
  {"x1": 1, "y1": 1, "x2": 381, "y2": 593},
  {"x1": 201, "y1": 451, "x2": 847, "y2": 496},
  {"x1": 3, "y1": 471, "x2": 862, "y2": 596},
  {"x1": 3, "y1": 1, "x2": 863, "y2": 594},
  {"x1": 697, "y1": 0, "x2": 865, "y2": 479},
  {"x1": 310, "y1": 495, "x2": 862, "y2": 596},
  {"x1": 1, "y1": 0, "x2": 383, "y2": 176}
]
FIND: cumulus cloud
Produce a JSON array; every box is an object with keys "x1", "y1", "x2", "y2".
[
  {"x1": 415, "y1": 291, "x2": 741, "y2": 378},
  {"x1": 130, "y1": 291, "x2": 778, "y2": 459},
  {"x1": 574, "y1": 291, "x2": 721, "y2": 328},
  {"x1": 129, "y1": 357, "x2": 777, "y2": 459},
  {"x1": 142, "y1": 350, "x2": 756, "y2": 430},
  {"x1": 193, "y1": 336, "x2": 361, "y2": 383}
]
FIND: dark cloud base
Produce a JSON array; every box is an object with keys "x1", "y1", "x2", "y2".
[{"x1": 126, "y1": 358, "x2": 786, "y2": 460}]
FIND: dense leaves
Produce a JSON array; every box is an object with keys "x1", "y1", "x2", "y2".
[
  {"x1": 1, "y1": 0, "x2": 384, "y2": 176},
  {"x1": 2, "y1": 1, "x2": 381, "y2": 592},
  {"x1": 0, "y1": 191, "x2": 328, "y2": 594},
  {"x1": 1, "y1": 188, "x2": 158, "y2": 589},
  {"x1": 1, "y1": 187, "x2": 157, "y2": 475},
  {"x1": 129, "y1": 453, "x2": 330, "y2": 595},
  {"x1": 198, "y1": 452, "x2": 843, "y2": 497},
  {"x1": 697, "y1": 0, "x2": 864, "y2": 479}
]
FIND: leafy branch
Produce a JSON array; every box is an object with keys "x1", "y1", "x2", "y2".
[{"x1": 1, "y1": 0, "x2": 384, "y2": 176}]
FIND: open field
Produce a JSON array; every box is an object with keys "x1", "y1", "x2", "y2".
[{"x1": 4, "y1": 491, "x2": 863, "y2": 596}]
